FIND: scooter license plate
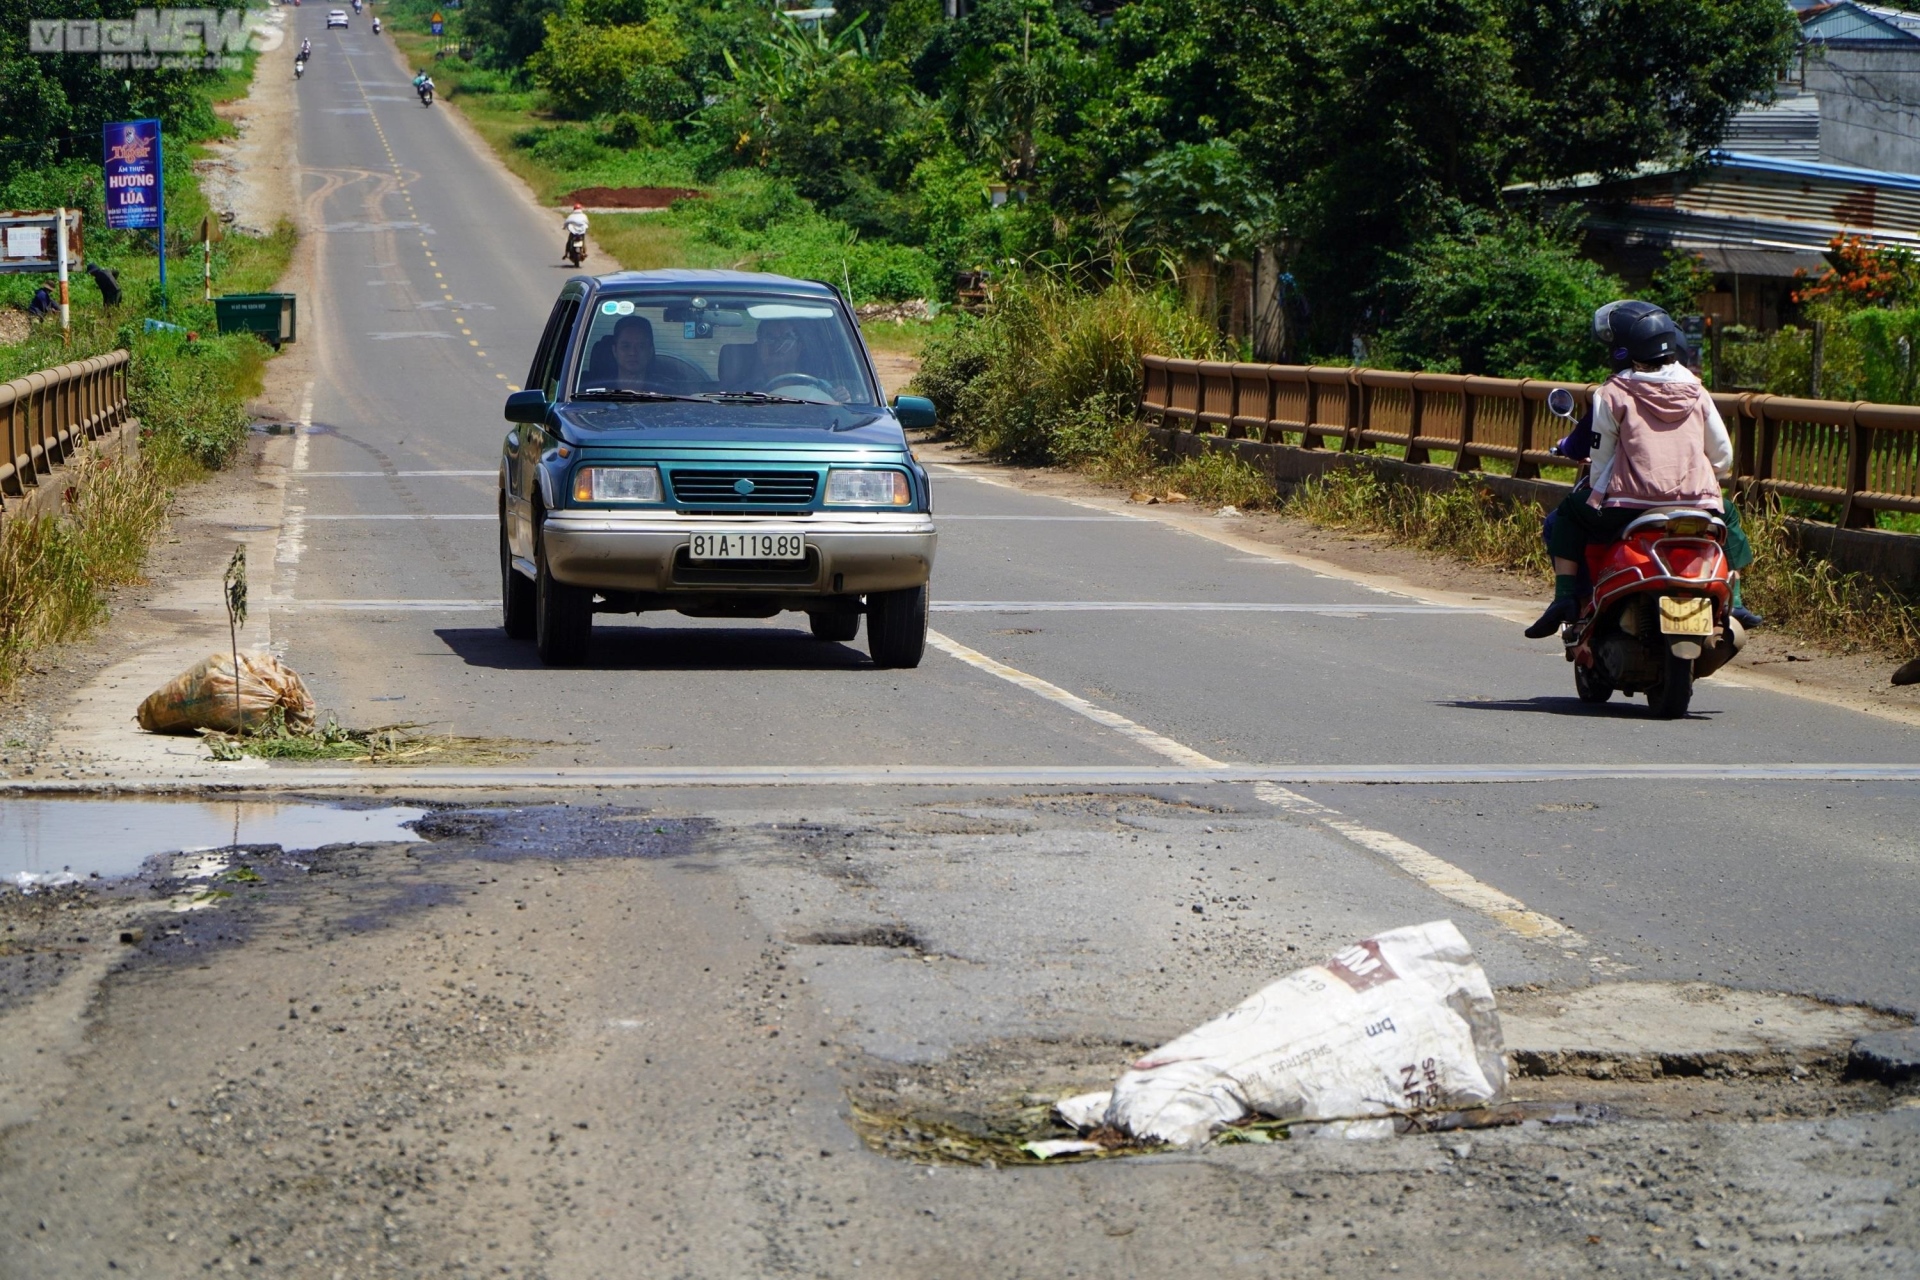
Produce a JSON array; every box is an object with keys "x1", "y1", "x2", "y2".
[{"x1": 1658, "y1": 595, "x2": 1713, "y2": 635}]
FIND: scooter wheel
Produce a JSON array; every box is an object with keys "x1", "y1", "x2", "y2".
[
  {"x1": 1574, "y1": 663, "x2": 1612, "y2": 704},
  {"x1": 1649, "y1": 650, "x2": 1694, "y2": 719}
]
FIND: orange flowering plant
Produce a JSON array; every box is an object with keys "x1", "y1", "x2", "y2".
[{"x1": 1793, "y1": 235, "x2": 1920, "y2": 308}]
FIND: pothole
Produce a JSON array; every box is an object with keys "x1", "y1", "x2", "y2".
[
  {"x1": 793, "y1": 925, "x2": 924, "y2": 950},
  {"x1": 844, "y1": 984, "x2": 1917, "y2": 1166},
  {"x1": 1, "y1": 798, "x2": 426, "y2": 887}
]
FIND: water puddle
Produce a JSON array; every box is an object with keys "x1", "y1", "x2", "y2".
[{"x1": 1, "y1": 799, "x2": 426, "y2": 887}]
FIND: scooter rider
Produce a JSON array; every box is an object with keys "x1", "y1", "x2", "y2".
[
  {"x1": 563, "y1": 203, "x2": 589, "y2": 262},
  {"x1": 1525, "y1": 309, "x2": 1751, "y2": 638},
  {"x1": 413, "y1": 70, "x2": 434, "y2": 100},
  {"x1": 299, "y1": 37, "x2": 311, "y2": 58}
]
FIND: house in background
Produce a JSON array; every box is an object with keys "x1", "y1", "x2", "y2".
[
  {"x1": 1518, "y1": 2, "x2": 1920, "y2": 332},
  {"x1": 1521, "y1": 151, "x2": 1920, "y2": 330}
]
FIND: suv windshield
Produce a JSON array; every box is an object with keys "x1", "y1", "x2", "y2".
[{"x1": 572, "y1": 292, "x2": 876, "y2": 407}]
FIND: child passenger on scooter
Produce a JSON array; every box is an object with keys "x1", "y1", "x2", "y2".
[{"x1": 1524, "y1": 309, "x2": 1749, "y2": 638}]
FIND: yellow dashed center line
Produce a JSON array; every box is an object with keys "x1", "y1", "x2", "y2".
[{"x1": 345, "y1": 54, "x2": 515, "y2": 395}]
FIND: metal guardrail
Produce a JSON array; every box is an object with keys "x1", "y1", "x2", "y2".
[
  {"x1": 0, "y1": 350, "x2": 132, "y2": 512},
  {"x1": 1143, "y1": 356, "x2": 1920, "y2": 529}
]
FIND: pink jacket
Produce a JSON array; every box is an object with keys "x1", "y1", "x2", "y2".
[{"x1": 1591, "y1": 370, "x2": 1730, "y2": 508}]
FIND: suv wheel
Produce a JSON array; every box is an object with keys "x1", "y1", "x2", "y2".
[
  {"x1": 866, "y1": 584, "x2": 927, "y2": 669},
  {"x1": 534, "y1": 523, "x2": 592, "y2": 667},
  {"x1": 501, "y1": 519, "x2": 535, "y2": 641}
]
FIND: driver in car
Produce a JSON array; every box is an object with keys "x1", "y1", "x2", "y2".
[
  {"x1": 751, "y1": 320, "x2": 848, "y2": 401},
  {"x1": 603, "y1": 316, "x2": 664, "y2": 390}
]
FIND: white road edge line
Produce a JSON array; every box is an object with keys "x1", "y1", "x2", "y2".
[
  {"x1": 925, "y1": 630, "x2": 1218, "y2": 768},
  {"x1": 300, "y1": 469, "x2": 495, "y2": 477},
  {"x1": 302, "y1": 514, "x2": 494, "y2": 520},
  {"x1": 1252, "y1": 782, "x2": 1579, "y2": 945},
  {"x1": 263, "y1": 598, "x2": 1482, "y2": 614},
  {"x1": 925, "y1": 628, "x2": 1582, "y2": 947}
]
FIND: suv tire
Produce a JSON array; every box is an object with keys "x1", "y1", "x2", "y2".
[
  {"x1": 866, "y1": 584, "x2": 927, "y2": 669},
  {"x1": 501, "y1": 519, "x2": 535, "y2": 641},
  {"x1": 535, "y1": 522, "x2": 592, "y2": 667}
]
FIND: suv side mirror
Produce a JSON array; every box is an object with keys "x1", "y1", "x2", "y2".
[
  {"x1": 504, "y1": 388, "x2": 550, "y2": 424},
  {"x1": 891, "y1": 394, "x2": 936, "y2": 430}
]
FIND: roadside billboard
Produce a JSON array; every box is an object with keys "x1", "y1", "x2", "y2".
[{"x1": 103, "y1": 119, "x2": 163, "y2": 231}]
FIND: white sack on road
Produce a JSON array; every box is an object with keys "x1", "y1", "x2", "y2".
[{"x1": 1077, "y1": 920, "x2": 1506, "y2": 1148}]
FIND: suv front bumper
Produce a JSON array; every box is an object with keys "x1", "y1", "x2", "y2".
[{"x1": 540, "y1": 510, "x2": 936, "y2": 594}]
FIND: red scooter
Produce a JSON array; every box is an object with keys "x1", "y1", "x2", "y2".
[{"x1": 1546, "y1": 389, "x2": 1744, "y2": 718}]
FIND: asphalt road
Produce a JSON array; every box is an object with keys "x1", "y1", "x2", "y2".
[
  {"x1": 266, "y1": 17, "x2": 1920, "y2": 1017},
  {"x1": 4, "y1": 17, "x2": 1915, "y2": 1278}
]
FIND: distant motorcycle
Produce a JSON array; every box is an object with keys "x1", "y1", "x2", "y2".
[
  {"x1": 416, "y1": 78, "x2": 435, "y2": 107},
  {"x1": 564, "y1": 232, "x2": 587, "y2": 267},
  {"x1": 371, "y1": 16, "x2": 380, "y2": 32},
  {"x1": 294, "y1": 56, "x2": 305, "y2": 78}
]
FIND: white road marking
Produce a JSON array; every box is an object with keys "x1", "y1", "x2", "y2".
[
  {"x1": 4, "y1": 763, "x2": 1917, "y2": 792},
  {"x1": 926, "y1": 630, "x2": 1220, "y2": 768},
  {"x1": 270, "y1": 598, "x2": 492, "y2": 610},
  {"x1": 301, "y1": 469, "x2": 494, "y2": 477},
  {"x1": 271, "y1": 382, "x2": 315, "y2": 606},
  {"x1": 1253, "y1": 782, "x2": 1580, "y2": 944},
  {"x1": 936, "y1": 600, "x2": 1481, "y2": 614},
  {"x1": 935, "y1": 515, "x2": 1140, "y2": 522},
  {"x1": 259, "y1": 597, "x2": 1478, "y2": 615},
  {"x1": 303, "y1": 513, "x2": 492, "y2": 520},
  {"x1": 927, "y1": 628, "x2": 1582, "y2": 945}
]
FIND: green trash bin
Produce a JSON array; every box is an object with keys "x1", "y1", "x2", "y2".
[{"x1": 213, "y1": 293, "x2": 296, "y2": 348}]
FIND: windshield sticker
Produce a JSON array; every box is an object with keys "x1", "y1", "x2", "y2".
[
  {"x1": 616, "y1": 300, "x2": 635, "y2": 315},
  {"x1": 747, "y1": 303, "x2": 837, "y2": 319},
  {"x1": 599, "y1": 300, "x2": 620, "y2": 315}
]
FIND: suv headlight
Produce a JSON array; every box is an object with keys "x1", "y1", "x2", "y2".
[
  {"x1": 572, "y1": 466, "x2": 661, "y2": 503},
  {"x1": 826, "y1": 469, "x2": 911, "y2": 506}
]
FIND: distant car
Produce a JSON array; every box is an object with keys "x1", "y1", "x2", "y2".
[
  {"x1": 325, "y1": 9, "x2": 348, "y2": 26},
  {"x1": 498, "y1": 270, "x2": 939, "y2": 669}
]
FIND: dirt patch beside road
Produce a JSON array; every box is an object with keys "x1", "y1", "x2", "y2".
[{"x1": 560, "y1": 186, "x2": 706, "y2": 210}]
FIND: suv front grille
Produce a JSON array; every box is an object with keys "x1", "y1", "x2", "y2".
[{"x1": 668, "y1": 469, "x2": 818, "y2": 507}]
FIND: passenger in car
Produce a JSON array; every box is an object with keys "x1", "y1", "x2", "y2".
[{"x1": 585, "y1": 315, "x2": 681, "y2": 392}]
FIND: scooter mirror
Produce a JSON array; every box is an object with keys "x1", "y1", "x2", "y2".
[{"x1": 1546, "y1": 387, "x2": 1577, "y2": 420}]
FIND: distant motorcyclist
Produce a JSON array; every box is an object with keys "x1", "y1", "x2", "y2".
[
  {"x1": 1525, "y1": 307, "x2": 1752, "y2": 638},
  {"x1": 413, "y1": 71, "x2": 435, "y2": 105},
  {"x1": 299, "y1": 37, "x2": 311, "y2": 59},
  {"x1": 371, "y1": 16, "x2": 381, "y2": 32},
  {"x1": 563, "y1": 204, "x2": 589, "y2": 264}
]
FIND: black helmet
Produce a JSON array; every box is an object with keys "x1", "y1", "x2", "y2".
[
  {"x1": 1592, "y1": 299, "x2": 1667, "y2": 368},
  {"x1": 1626, "y1": 310, "x2": 1682, "y2": 365}
]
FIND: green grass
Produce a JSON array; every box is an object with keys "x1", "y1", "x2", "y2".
[
  {"x1": 1284, "y1": 466, "x2": 1552, "y2": 578},
  {"x1": 0, "y1": 50, "x2": 295, "y2": 691}
]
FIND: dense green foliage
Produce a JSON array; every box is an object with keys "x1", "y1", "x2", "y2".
[
  {"x1": 915, "y1": 273, "x2": 1221, "y2": 462},
  {"x1": 1375, "y1": 211, "x2": 1623, "y2": 379},
  {"x1": 0, "y1": 27, "x2": 292, "y2": 688},
  {"x1": 393, "y1": 0, "x2": 1793, "y2": 346}
]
